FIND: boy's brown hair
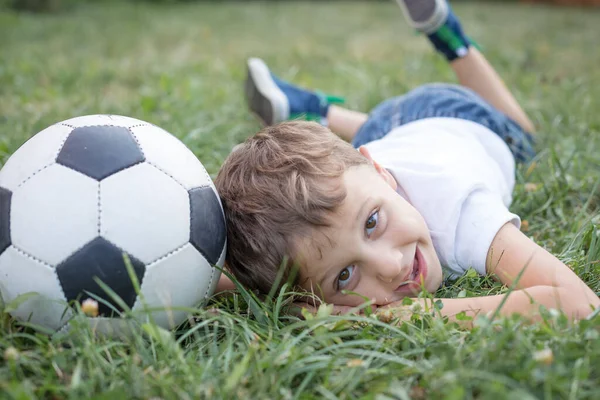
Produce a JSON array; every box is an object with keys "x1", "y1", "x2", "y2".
[{"x1": 215, "y1": 121, "x2": 369, "y2": 294}]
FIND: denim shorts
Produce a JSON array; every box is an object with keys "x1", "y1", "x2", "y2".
[{"x1": 351, "y1": 83, "x2": 536, "y2": 163}]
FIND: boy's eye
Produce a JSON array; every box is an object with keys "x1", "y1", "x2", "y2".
[
  {"x1": 337, "y1": 265, "x2": 355, "y2": 290},
  {"x1": 365, "y1": 210, "x2": 379, "y2": 236}
]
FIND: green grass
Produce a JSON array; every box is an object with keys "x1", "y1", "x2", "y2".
[{"x1": 1, "y1": 1, "x2": 599, "y2": 399}]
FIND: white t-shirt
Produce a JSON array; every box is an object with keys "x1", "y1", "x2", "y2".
[{"x1": 364, "y1": 117, "x2": 520, "y2": 278}]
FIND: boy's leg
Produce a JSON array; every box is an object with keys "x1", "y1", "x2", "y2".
[
  {"x1": 396, "y1": 0, "x2": 535, "y2": 132},
  {"x1": 245, "y1": 58, "x2": 367, "y2": 141},
  {"x1": 327, "y1": 106, "x2": 368, "y2": 142},
  {"x1": 449, "y1": 48, "x2": 535, "y2": 133},
  {"x1": 245, "y1": 1, "x2": 536, "y2": 142}
]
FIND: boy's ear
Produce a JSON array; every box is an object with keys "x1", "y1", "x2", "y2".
[
  {"x1": 358, "y1": 146, "x2": 397, "y2": 190},
  {"x1": 358, "y1": 145, "x2": 373, "y2": 162}
]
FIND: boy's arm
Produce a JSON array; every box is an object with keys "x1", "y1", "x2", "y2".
[
  {"x1": 387, "y1": 223, "x2": 600, "y2": 324},
  {"x1": 215, "y1": 265, "x2": 236, "y2": 293}
]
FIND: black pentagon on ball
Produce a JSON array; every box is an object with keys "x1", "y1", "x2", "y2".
[
  {"x1": 0, "y1": 187, "x2": 11, "y2": 254},
  {"x1": 56, "y1": 237, "x2": 145, "y2": 316},
  {"x1": 57, "y1": 125, "x2": 145, "y2": 180},
  {"x1": 189, "y1": 186, "x2": 226, "y2": 265}
]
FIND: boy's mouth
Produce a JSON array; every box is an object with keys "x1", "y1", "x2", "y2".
[{"x1": 395, "y1": 246, "x2": 428, "y2": 294}]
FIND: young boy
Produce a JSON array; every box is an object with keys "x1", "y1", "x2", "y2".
[{"x1": 215, "y1": 0, "x2": 599, "y2": 322}]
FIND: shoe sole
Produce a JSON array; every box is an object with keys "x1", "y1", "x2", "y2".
[
  {"x1": 395, "y1": 0, "x2": 448, "y2": 34},
  {"x1": 245, "y1": 58, "x2": 289, "y2": 125}
]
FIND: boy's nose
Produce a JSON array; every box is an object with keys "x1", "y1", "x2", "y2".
[
  {"x1": 372, "y1": 250, "x2": 404, "y2": 283},
  {"x1": 376, "y1": 273, "x2": 396, "y2": 283}
]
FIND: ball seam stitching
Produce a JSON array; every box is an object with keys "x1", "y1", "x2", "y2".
[
  {"x1": 12, "y1": 244, "x2": 53, "y2": 269},
  {"x1": 203, "y1": 264, "x2": 216, "y2": 301},
  {"x1": 16, "y1": 164, "x2": 53, "y2": 189},
  {"x1": 97, "y1": 182, "x2": 101, "y2": 235},
  {"x1": 127, "y1": 126, "x2": 147, "y2": 159},
  {"x1": 203, "y1": 244, "x2": 227, "y2": 300},
  {"x1": 146, "y1": 162, "x2": 189, "y2": 191},
  {"x1": 146, "y1": 242, "x2": 189, "y2": 268}
]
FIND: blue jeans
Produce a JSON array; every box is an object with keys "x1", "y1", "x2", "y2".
[{"x1": 351, "y1": 83, "x2": 536, "y2": 163}]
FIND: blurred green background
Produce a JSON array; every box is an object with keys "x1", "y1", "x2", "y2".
[
  {"x1": 1, "y1": 1, "x2": 599, "y2": 398},
  {"x1": 2, "y1": 0, "x2": 574, "y2": 14}
]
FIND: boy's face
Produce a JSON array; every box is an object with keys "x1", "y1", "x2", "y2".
[{"x1": 295, "y1": 148, "x2": 443, "y2": 307}]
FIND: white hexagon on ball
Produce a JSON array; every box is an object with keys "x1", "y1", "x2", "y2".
[
  {"x1": 100, "y1": 162, "x2": 191, "y2": 265},
  {"x1": 11, "y1": 164, "x2": 99, "y2": 266},
  {"x1": 133, "y1": 243, "x2": 219, "y2": 329},
  {"x1": 0, "y1": 114, "x2": 227, "y2": 333}
]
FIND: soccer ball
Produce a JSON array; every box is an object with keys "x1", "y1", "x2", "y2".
[{"x1": 0, "y1": 115, "x2": 226, "y2": 333}]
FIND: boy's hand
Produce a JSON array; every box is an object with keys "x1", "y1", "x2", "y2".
[
  {"x1": 379, "y1": 224, "x2": 599, "y2": 326},
  {"x1": 215, "y1": 273, "x2": 236, "y2": 293},
  {"x1": 485, "y1": 223, "x2": 599, "y2": 319}
]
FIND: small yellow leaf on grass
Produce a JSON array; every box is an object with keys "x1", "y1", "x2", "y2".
[
  {"x1": 81, "y1": 298, "x2": 99, "y2": 317},
  {"x1": 533, "y1": 348, "x2": 554, "y2": 365},
  {"x1": 346, "y1": 359, "x2": 364, "y2": 367},
  {"x1": 524, "y1": 183, "x2": 539, "y2": 192},
  {"x1": 525, "y1": 161, "x2": 537, "y2": 177},
  {"x1": 521, "y1": 220, "x2": 529, "y2": 232}
]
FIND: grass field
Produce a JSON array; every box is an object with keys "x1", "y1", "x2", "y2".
[{"x1": 1, "y1": 1, "x2": 600, "y2": 399}]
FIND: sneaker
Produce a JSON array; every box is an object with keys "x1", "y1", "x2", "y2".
[
  {"x1": 245, "y1": 58, "x2": 343, "y2": 126},
  {"x1": 395, "y1": 0, "x2": 449, "y2": 34},
  {"x1": 245, "y1": 58, "x2": 289, "y2": 125},
  {"x1": 396, "y1": 0, "x2": 472, "y2": 61}
]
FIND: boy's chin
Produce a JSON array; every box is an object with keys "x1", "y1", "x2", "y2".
[{"x1": 425, "y1": 261, "x2": 444, "y2": 292}]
